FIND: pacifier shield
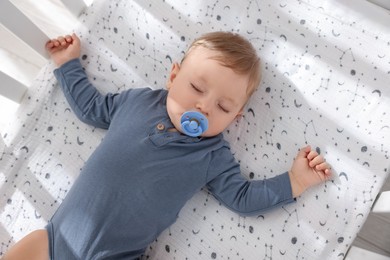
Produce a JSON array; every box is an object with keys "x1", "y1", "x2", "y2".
[{"x1": 180, "y1": 111, "x2": 208, "y2": 137}]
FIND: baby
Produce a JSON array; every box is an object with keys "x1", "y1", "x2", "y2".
[{"x1": 2, "y1": 32, "x2": 331, "y2": 260}]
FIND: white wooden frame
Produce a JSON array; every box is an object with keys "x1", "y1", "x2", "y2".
[
  {"x1": 372, "y1": 191, "x2": 390, "y2": 216},
  {"x1": 0, "y1": 71, "x2": 29, "y2": 103},
  {"x1": 367, "y1": 0, "x2": 390, "y2": 10},
  {"x1": 0, "y1": 0, "x2": 86, "y2": 103}
]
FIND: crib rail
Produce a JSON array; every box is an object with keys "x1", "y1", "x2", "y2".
[
  {"x1": 0, "y1": 71, "x2": 29, "y2": 103},
  {"x1": 372, "y1": 190, "x2": 390, "y2": 216},
  {"x1": 367, "y1": 0, "x2": 390, "y2": 10},
  {"x1": 0, "y1": 0, "x2": 86, "y2": 103},
  {"x1": 0, "y1": 1, "x2": 49, "y2": 59}
]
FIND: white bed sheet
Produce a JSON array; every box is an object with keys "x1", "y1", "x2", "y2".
[{"x1": 1, "y1": 0, "x2": 390, "y2": 259}]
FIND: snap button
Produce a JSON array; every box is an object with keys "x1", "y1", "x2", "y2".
[{"x1": 156, "y1": 123, "x2": 165, "y2": 131}]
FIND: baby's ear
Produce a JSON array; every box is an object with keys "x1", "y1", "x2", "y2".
[
  {"x1": 235, "y1": 110, "x2": 244, "y2": 120},
  {"x1": 167, "y1": 63, "x2": 180, "y2": 90}
]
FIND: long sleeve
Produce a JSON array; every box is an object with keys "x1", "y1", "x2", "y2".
[
  {"x1": 54, "y1": 58, "x2": 123, "y2": 129},
  {"x1": 206, "y1": 147, "x2": 295, "y2": 217}
]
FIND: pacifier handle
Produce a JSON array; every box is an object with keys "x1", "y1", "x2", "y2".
[{"x1": 180, "y1": 111, "x2": 208, "y2": 137}]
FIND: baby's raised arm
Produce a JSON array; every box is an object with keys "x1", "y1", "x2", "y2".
[
  {"x1": 289, "y1": 145, "x2": 332, "y2": 197},
  {"x1": 45, "y1": 33, "x2": 81, "y2": 67}
]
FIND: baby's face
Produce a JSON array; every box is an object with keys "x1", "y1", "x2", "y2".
[{"x1": 166, "y1": 47, "x2": 249, "y2": 137}]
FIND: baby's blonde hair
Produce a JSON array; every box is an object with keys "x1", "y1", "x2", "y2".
[{"x1": 182, "y1": 31, "x2": 261, "y2": 99}]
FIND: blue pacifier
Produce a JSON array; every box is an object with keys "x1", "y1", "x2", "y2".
[{"x1": 180, "y1": 111, "x2": 208, "y2": 137}]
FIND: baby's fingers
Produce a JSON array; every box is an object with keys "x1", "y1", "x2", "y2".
[
  {"x1": 324, "y1": 168, "x2": 332, "y2": 177},
  {"x1": 309, "y1": 154, "x2": 325, "y2": 168},
  {"x1": 56, "y1": 36, "x2": 67, "y2": 46},
  {"x1": 65, "y1": 35, "x2": 73, "y2": 43},
  {"x1": 45, "y1": 39, "x2": 61, "y2": 50},
  {"x1": 46, "y1": 38, "x2": 61, "y2": 48},
  {"x1": 314, "y1": 164, "x2": 331, "y2": 178},
  {"x1": 54, "y1": 35, "x2": 71, "y2": 46},
  {"x1": 45, "y1": 35, "x2": 73, "y2": 51},
  {"x1": 45, "y1": 40, "x2": 54, "y2": 49},
  {"x1": 307, "y1": 150, "x2": 319, "y2": 161},
  {"x1": 315, "y1": 161, "x2": 330, "y2": 172}
]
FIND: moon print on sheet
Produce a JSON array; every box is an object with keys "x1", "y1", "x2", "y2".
[
  {"x1": 165, "y1": 55, "x2": 172, "y2": 63},
  {"x1": 230, "y1": 235, "x2": 237, "y2": 241},
  {"x1": 280, "y1": 34, "x2": 287, "y2": 41},
  {"x1": 192, "y1": 229, "x2": 200, "y2": 235},
  {"x1": 110, "y1": 64, "x2": 117, "y2": 72},
  {"x1": 294, "y1": 99, "x2": 302, "y2": 108},
  {"x1": 247, "y1": 108, "x2": 255, "y2": 117},
  {"x1": 77, "y1": 136, "x2": 84, "y2": 145},
  {"x1": 20, "y1": 146, "x2": 29, "y2": 153},
  {"x1": 339, "y1": 172, "x2": 348, "y2": 181},
  {"x1": 372, "y1": 89, "x2": 381, "y2": 97},
  {"x1": 35, "y1": 210, "x2": 42, "y2": 219},
  {"x1": 332, "y1": 29, "x2": 341, "y2": 37}
]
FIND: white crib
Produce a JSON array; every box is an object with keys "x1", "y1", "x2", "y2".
[
  {"x1": 0, "y1": 0, "x2": 389, "y2": 259},
  {"x1": 0, "y1": 0, "x2": 86, "y2": 103}
]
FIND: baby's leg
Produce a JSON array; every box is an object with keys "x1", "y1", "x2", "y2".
[{"x1": 2, "y1": 229, "x2": 49, "y2": 260}]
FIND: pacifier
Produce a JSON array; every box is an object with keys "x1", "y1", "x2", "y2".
[{"x1": 180, "y1": 111, "x2": 208, "y2": 137}]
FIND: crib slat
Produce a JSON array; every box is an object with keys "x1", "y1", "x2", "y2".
[
  {"x1": 0, "y1": 0, "x2": 86, "y2": 103},
  {"x1": 0, "y1": 71, "x2": 27, "y2": 103},
  {"x1": 372, "y1": 191, "x2": 390, "y2": 215},
  {"x1": 0, "y1": 0, "x2": 50, "y2": 59},
  {"x1": 367, "y1": 0, "x2": 390, "y2": 10},
  {"x1": 60, "y1": 0, "x2": 87, "y2": 17},
  {"x1": 346, "y1": 246, "x2": 390, "y2": 260}
]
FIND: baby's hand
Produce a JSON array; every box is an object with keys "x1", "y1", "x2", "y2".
[
  {"x1": 289, "y1": 145, "x2": 331, "y2": 197},
  {"x1": 45, "y1": 33, "x2": 81, "y2": 67}
]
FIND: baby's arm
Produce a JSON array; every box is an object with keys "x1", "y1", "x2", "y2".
[
  {"x1": 207, "y1": 145, "x2": 331, "y2": 216},
  {"x1": 289, "y1": 145, "x2": 332, "y2": 197},
  {"x1": 45, "y1": 33, "x2": 122, "y2": 129},
  {"x1": 45, "y1": 33, "x2": 81, "y2": 67}
]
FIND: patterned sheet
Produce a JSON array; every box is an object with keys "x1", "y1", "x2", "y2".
[{"x1": 1, "y1": 0, "x2": 389, "y2": 259}]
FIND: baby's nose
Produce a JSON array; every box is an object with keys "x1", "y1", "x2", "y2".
[{"x1": 196, "y1": 100, "x2": 211, "y2": 116}]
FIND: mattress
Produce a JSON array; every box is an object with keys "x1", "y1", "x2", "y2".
[{"x1": 1, "y1": 0, "x2": 389, "y2": 258}]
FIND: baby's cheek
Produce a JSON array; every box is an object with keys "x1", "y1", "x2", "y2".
[{"x1": 209, "y1": 122, "x2": 227, "y2": 136}]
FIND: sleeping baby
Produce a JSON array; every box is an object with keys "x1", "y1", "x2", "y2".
[{"x1": 2, "y1": 31, "x2": 331, "y2": 260}]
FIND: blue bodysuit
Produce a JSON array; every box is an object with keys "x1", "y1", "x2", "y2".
[{"x1": 46, "y1": 58, "x2": 294, "y2": 259}]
